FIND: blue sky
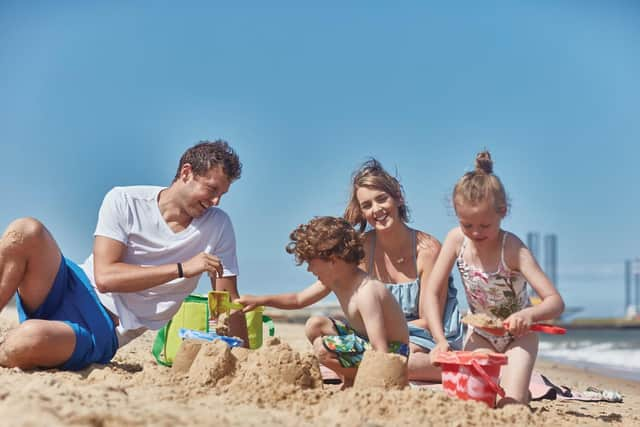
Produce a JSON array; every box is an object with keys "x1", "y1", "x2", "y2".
[{"x1": 1, "y1": 1, "x2": 639, "y2": 317}]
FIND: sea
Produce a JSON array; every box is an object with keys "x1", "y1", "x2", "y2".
[{"x1": 538, "y1": 328, "x2": 640, "y2": 382}]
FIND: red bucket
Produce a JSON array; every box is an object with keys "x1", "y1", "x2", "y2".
[{"x1": 434, "y1": 351, "x2": 508, "y2": 408}]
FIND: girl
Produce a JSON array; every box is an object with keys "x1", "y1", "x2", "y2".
[
  {"x1": 425, "y1": 151, "x2": 564, "y2": 406},
  {"x1": 344, "y1": 159, "x2": 463, "y2": 381}
]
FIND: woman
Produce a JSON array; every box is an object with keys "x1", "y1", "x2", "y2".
[{"x1": 343, "y1": 159, "x2": 463, "y2": 381}]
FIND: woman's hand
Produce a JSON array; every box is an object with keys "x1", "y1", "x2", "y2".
[{"x1": 429, "y1": 340, "x2": 450, "y2": 366}]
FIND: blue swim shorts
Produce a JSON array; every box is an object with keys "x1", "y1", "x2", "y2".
[{"x1": 16, "y1": 255, "x2": 118, "y2": 370}]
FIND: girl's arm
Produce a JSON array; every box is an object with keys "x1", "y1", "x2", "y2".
[
  {"x1": 424, "y1": 228, "x2": 463, "y2": 355},
  {"x1": 236, "y1": 280, "x2": 332, "y2": 312},
  {"x1": 504, "y1": 235, "x2": 565, "y2": 335},
  {"x1": 416, "y1": 232, "x2": 446, "y2": 329}
]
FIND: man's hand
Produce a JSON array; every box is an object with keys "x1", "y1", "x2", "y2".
[{"x1": 182, "y1": 252, "x2": 223, "y2": 278}]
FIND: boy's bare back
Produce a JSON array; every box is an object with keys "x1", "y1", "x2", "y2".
[{"x1": 339, "y1": 276, "x2": 409, "y2": 351}]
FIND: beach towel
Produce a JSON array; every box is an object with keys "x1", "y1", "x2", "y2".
[
  {"x1": 408, "y1": 380, "x2": 443, "y2": 391},
  {"x1": 529, "y1": 371, "x2": 623, "y2": 403},
  {"x1": 319, "y1": 364, "x2": 342, "y2": 384}
]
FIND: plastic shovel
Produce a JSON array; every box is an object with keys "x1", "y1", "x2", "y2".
[
  {"x1": 481, "y1": 322, "x2": 566, "y2": 336},
  {"x1": 208, "y1": 290, "x2": 243, "y2": 316}
]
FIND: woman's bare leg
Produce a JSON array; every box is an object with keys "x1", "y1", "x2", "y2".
[{"x1": 407, "y1": 343, "x2": 442, "y2": 382}]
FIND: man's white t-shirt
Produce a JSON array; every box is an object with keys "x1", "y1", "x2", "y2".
[{"x1": 81, "y1": 186, "x2": 239, "y2": 332}]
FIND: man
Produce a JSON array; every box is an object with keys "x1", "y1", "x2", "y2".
[{"x1": 0, "y1": 140, "x2": 245, "y2": 370}]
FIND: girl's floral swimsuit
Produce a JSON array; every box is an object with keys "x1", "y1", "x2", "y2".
[{"x1": 457, "y1": 231, "x2": 531, "y2": 352}]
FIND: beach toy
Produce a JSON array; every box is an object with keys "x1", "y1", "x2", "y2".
[
  {"x1": 152, "y1": 294, "x2": 210, "y2": 366},
  {"x1": 461, "y1": 313, "x2": 566, "y2": 335},
  {"x1": 207, "y1": 291, "x2": 243, "y2": 335},
  {"x1": 484, "y1": 323, "x2": 566, "y2": 336},
  {"x1": 435, "y1": 351, "x2": 508, "y2": 408},
  {"x1": 208, "y1": 291, "x2": 275, "y2": 348},
  {"x1": 208, "y1": 291, "x2": 243, "y2": 317},
  {"x1": 245, "y1": 305, "x2": 275, "y2": 349},
  {"x1": 178, "y1": 328, "x2": 244, "y2": 347}
]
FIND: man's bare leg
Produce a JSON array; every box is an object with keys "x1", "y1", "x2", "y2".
[
  {"x1": 0, "y1": 320, "x2": 75, "y2": 368},
  {"x1": 0, "y1": 218, "x2": 76, "y2": 368}
]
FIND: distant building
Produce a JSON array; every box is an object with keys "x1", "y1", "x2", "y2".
[
  {"x1": 635, "y1": 258, "x2": 640, "y2": 317},
  {"x1": 625, "y1": 258, "x2": 640, "y2": 319},
  {"x1": 543, "y1": 234, "x2": 558, "y2": 288},
  {"x1": 625, "y1": 259, "x2": 632, "y2": 317},
  {"x1": 526, "y1": 232, "x2": 540, "y2": 261}
]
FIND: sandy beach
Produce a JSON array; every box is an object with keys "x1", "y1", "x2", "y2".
[{"x1": 0, "y1": 307, "x2": 638, "y2": 427}]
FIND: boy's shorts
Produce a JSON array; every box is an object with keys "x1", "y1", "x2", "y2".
[
  {"x1": 16, "y1": 255, "x2": 118, "y2": 371},
  {"x1": 321, "y1": 318, "x2": 409, "y2": 368}
]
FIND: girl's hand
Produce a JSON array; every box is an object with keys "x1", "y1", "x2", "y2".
[
  {"x1": 235, "y1": 295, "x2": 259, "y2": 312},
  {"x1": 504, "y1": 311, "x2": 534, "y2": 336},
  {"x1": 429, "y1": 340, "x2": 450, "y2": 366}
]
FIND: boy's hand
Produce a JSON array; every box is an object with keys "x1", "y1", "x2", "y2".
[
  {"x1": 429, "y1": 340, "x2": 449, "y2": 366},
  {"x1": 504, "y1": 311, "x2": 534, "y2": 336},
  {"x1": 235, "y1": 295, "x2": 259, "y2": 312}
]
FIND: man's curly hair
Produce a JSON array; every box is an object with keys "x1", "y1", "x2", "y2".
[
  {"x1": 173, "y1": 140, "x2": 242, "y2": 182},
  {"x1": 286, "y1": 216, "x2": 364, "y2": 265}
]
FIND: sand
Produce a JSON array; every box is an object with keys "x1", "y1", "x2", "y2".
[
  {"x1": 353, "y1": 350, "x2": 408, "y2": 390},
  {"x1": 1, "y1": 308, "x2": 638, "y2": 427},
  {"x1": 462, "y1": 312, "x2": 504, "y2": 328}
]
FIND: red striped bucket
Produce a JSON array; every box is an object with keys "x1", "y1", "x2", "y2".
[{"x1": 435, "y1": 351, "x2": 508, "y2": 408}]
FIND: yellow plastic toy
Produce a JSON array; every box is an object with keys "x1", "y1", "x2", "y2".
[{"x1": 207, "y1": 291, "x2": 274, "y2": 349}]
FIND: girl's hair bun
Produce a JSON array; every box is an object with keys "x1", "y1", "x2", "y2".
[{"x1": 475, "y1": 151, "x2": 493, "y2": 174}]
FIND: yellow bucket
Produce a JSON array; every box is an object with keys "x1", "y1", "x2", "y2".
[
  {"x1": 207, "y1": 291, "x2": 275, "y2": 349},
  {"x1": 208, "y1": 291, "x2": 242, "y2": 316}
]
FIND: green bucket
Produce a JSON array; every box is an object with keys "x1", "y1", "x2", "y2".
[{"x1": 245, "y1": 306, "x2": 275, "y2": 349}]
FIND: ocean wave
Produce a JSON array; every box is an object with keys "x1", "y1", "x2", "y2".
[
  {"x1": 539, "y1": 345, "x2": 640, "y2": 371},
  {"x1": 539, "y1": 340, "x2": 636, "y2": 351}
]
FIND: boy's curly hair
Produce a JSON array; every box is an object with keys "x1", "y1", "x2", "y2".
[{"x1": 286, "y1": 216, "x2": 365, "y2": 265}]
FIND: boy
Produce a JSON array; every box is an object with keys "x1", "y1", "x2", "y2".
[{"x1": 238, "y1": 216, "x2": 409, "y2": 386}]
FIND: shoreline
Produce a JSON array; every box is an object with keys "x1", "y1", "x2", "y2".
[{"x1": 538, "y1": 356, "x2": 640, "y2": 383}]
